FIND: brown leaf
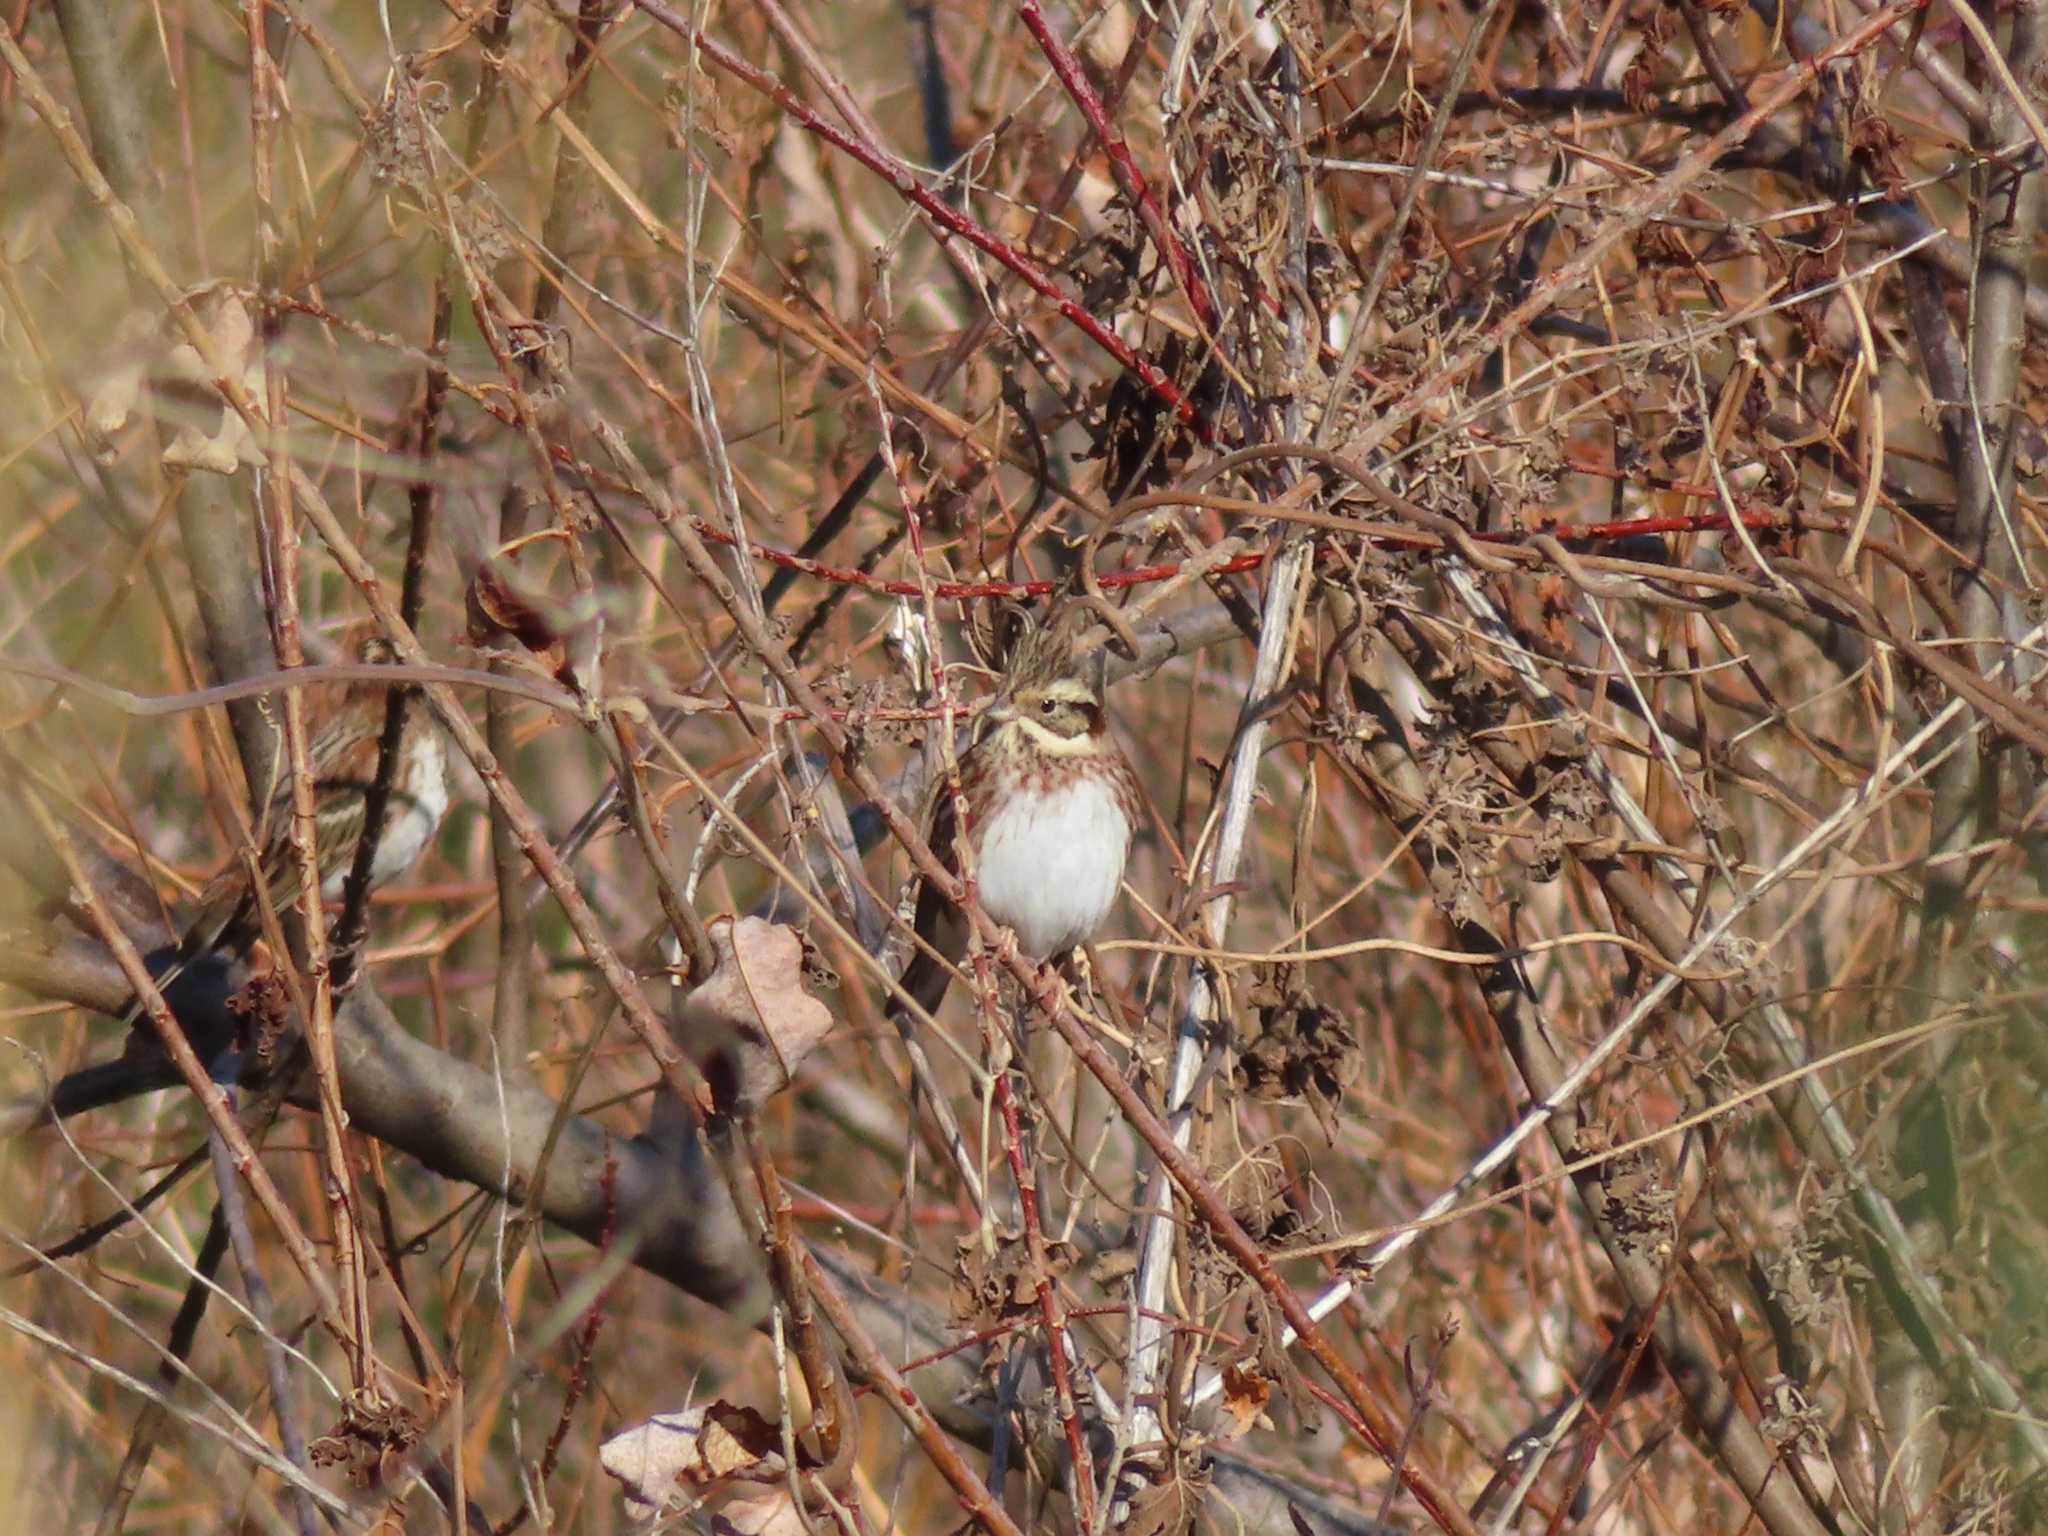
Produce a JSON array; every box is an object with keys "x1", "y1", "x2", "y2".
[
  {"x1": 84, "y1": 359, "x2": 146, "y2": 458},
  {"x1": 712, "y1": 1488, "x2": 810, "y2": 1535},
  {"x1": 308, "y1": 1389, "x2": 423, "y2": 1490},
  {"x1": 696, "y1": 1402, "x2": 782, "y2": 1476},
  {"x1": 1217, "y1": 1361, "x2": 1273, "y2": 1439},
  {"x1": 158, "y1": 294, "x2": 269, "y2": 474},
  {"x1": 468, "y1": 555, "x2": 565, "y2": 655},
  {"x1": 465, "y1": 546, "x2": 605, "y2": 698},
  {"x1": 599, "y1": 1401, "x2": 788, "y2": 1522},
  {"x1": 1234, "y1": 968, "x2": 1362, "y2": 1141},
  {"x1": 950, "y1": 1228, "x2": 1077, "y2": 1331},
  {"x1": 675, "y1": 916, "x2": 836, "y2": 1117},
  {"x1": 160, "y1": 292, "x2": 256, "y2": 387},
  {"x1": 599, "y1": 1410, "x2": 703, "y2": 1519},
  {"x1": 1120, "y1": 1453, "x2": 1211, "y2": 1536}
]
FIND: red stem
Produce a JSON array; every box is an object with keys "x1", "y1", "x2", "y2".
[
  {"x1": 677, "y1": 493, "x2": 1786, "y2": 600},
  {"x1": 993, "y1": 1069, "x2": 1098, "y2": 1524},
  {"x1": 631, "y1": 0, "x2": 1217, "y2": 444},
  {"x1": 1012, "y1": 0, "x2": 1215, "y2": 329}
]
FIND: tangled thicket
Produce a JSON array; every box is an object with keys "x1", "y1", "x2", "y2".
[{"x1": 1, "y1": 0, "x2": 2044, "y2": 1532}]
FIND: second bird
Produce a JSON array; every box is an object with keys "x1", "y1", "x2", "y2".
[{"x1": 180, "y1": 630, "x2": 449, "y2": 962}]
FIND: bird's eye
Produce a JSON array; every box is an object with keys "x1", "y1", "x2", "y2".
[{"x1": 1040, "y1": 698, "x2": 1057, "y2": 715}]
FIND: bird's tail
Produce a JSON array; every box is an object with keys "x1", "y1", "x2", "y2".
[
  {"x1": 885, "y1": 878, "x2": 966, "y2": 1024},
  {"x1": 6, "y1": 945, "x2": 240, "y2": 1131}
]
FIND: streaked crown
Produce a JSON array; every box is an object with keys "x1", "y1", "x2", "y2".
[
  {"x1": 1009, "y1": 673, "x2": 1103, "y2": 744},
  {"x1": 992, "y1": 616, "x2": 1110, "y2": 754},
  {"x1": 355, "y1": 631, "x2": 400, "y2": 666}
]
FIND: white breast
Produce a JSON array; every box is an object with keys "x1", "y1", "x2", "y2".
[
  {"x1": 379, "y1": 729, "x2": 450, "y2": 879},
  {"x1": 973, "y1": 774, "x2": 1130, "y2": 959},
  {"x1": 321, "y1": 729, "x2": 450, "y2": 898}
]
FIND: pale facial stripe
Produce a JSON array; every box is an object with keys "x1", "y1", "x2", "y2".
[{"x1": 1010, "y1": 716, "x2": 1104, "y2": 756}]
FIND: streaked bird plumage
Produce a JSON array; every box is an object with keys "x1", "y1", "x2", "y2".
[
  {"x1": 29, "y1": 632, "x2": 450, "y2": 1124},
  {"x1": 180, "y1": 631, "x2": 448, "y2": 961},
  {"x1": 892, "y1": 641, "x2": 1139, "y2": 1020}
]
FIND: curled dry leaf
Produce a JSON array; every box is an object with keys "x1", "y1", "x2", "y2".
[
  {"x1": 712, "y1": 1491, "x2": 811, "y2": 1536},
  {"x1": 1120, "y1": 1449, "x2": 1212, "y2": 1536},
  {"x1": 1216, "y1": 1361, "x2": 1274, "y2": 1439},
  {"x1": 160, "y1": 406, "x2": 265, "y2": 473},
  {"x1": 307, "y1": 1388, "x2": 423, "y2": 1490},
  {"x1": 600, "y1": 1410, "x2": 701, "y2": 1520},
  {"x1": 673, "y1": 915, "x2": 835, "y2": 1118},
  {"x1": 468, "y1": 553, "x2": 566, "y2": 655},
  {"x1": 161, "y1": 289, "x2": 256, "y2": 387},
  {"x1": 465, "y1": 544, "x2": 606, "y2": 698},
  {"x1": 84, "y1": 359, "x2": 146, "y2": 458},
  {"x1": 84, "y1": 293, "x2": 268, "y2": 472},
  {"x1": 600, "y1": 1402, "x2": 803, "y2": 1530},
  {"x1": 950, "y1": 1228, "x2": 1078, "y2": 1336},
  {"x1": 161, "y1": 294, "x2": 269, "y2": 474},
  {"x1": 1234, "y1": 966, "x2": 1361, "y2": 1143}
]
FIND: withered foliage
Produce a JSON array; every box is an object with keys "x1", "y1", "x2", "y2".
[{"x1": 1, "y1": 1, "x2": 2045, "y2": 1534}]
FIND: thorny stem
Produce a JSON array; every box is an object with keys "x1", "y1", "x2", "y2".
[
  {"x1": 992, "y1": 1066, "x2": 1097, "y2": 1526},
  {"x1": 629, "y1": 0, "x2": 1219, "y2": 444},
  {"x1": 801, "y1": 1246, "x2": 1027, "y2": 1536},
  {"x1": 1013, "y1": 0, "x2": 1214, "y2": 330}
]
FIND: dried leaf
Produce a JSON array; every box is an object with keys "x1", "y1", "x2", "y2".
[
  {"x1": 950, "y1": 1228, "x2": 1077, "y2": 1332},
  {"x1": 161, "y1": 297, "x2": 268, "y2": 473},
  {"x1": 599, "y1": 1401, "x2": 786, "y2": 1522},
  {"x1": 469, "y1": 555, "x2": 565, "y2": 654},
  {"x1": 161, "y1": 293, "x2": 256, "y2": 386},
  {"x1": 1120, "y1": 1453, "x2": 1210, "y2": 1536},
  {"x1": 1217, "y1": 1361, "x2": 1273, "y2": 1439},
  {"x1": 308, "y1": 1389, "x2": 423, "y2": 1491},
  {"x1": 696, "y1": 1402, "x2": 781, "y2": 1476},
  {"x1": 600, "y1": 1410, "x2": 702, "y2": 1520},
  {"x1": 714, "y1": 1488, "x2": 809, "y2": 1536},
  {"x1": 1234, "y1": 967, "x2": 1361, "y2": 1141},
  {"x1": 163, "y1": 384, "x2": 267, "y2": 473},
  {"x1": 675, "y1": 916, "x2": 835, "y2": 1117},
  {"x1": 465, "y1": 545, "x2": 606, "y2": 698},
  {"x1": 84, "y1": 359, "x2": 146, "y2": 456}
]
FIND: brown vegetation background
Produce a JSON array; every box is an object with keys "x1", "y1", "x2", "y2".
[{"x1": 0, "y1": 0, "x2": 2044, "y2": 1532}]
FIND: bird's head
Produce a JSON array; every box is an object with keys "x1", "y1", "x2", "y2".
[
  {"x1": 980, "y1": 603, "x2": 1118, "y2": 754},
  {"x1": 991, "y1": 671, "x2": 1105, "y2": 745}
]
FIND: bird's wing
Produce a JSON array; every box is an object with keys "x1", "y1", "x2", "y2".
[{"x1": 889, "y1": 780, "x2": 971, "y2": 1022}]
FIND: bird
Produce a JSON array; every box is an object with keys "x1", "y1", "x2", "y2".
[
  {"x1": 176, "y1": 629, "x2": 450, "y2": 963},
  {"x1": 31, "y1": 630, "x2": 452, "y2": 1124},
  {"x1": 890, "y1": 629, "x2": 1139, "y2": 1021}
]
